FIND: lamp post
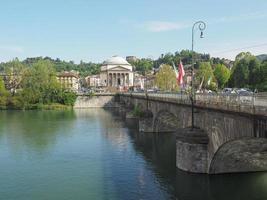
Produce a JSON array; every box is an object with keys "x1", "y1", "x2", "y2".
[{"x1": 191, "y1": 21, "x2": 206, "y2": 129}]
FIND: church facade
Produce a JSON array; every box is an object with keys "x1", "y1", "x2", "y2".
[{"x1": 100, "y1": 56, "x2": 134, "y2": 88}]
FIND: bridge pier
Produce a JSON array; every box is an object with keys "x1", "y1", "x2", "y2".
[
  {"x1": 176, "y1": 127, "x2": 209, "y2": 173},
  {"x1": 118, "y1": 106, "x2": 128, "y2": 119},
  {"x1": 139, "y1": 117, "x2": 153, "y2": 132},
  {"x1": 139, "y1": 110, "x2": 154, "y2": 133}
]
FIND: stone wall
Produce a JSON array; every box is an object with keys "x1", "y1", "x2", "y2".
[{"x1": 74, "y1": 95, "x2": 118, "y2": 108}]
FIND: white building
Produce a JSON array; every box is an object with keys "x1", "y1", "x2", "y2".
[
  {"x1": 100, "y1": 56, "x2": 134, "y2": 88},
  {"x1": 85, "y1": 75, "x2": 101, "y2": 87},
  {"x1": 134, "y1": 73, "x2": 145, "y2": 90}
]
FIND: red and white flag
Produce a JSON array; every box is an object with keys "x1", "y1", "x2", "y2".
[{"x1": 178, "y1": 61, "x2": 185, "y2": 86}]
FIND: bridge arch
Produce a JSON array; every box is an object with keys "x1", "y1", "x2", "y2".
[
  {"x1": 209, "y1": 137, "x2": 267, "y2": 174},
  {"x1": 153, "y1": 110, "x2": 181, "y2": 133}
]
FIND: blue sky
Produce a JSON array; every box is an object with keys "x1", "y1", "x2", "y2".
[{"x1": 0, "y1": 0, "x2": 267, "y2": 63}]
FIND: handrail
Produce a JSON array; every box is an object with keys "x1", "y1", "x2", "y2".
[{"x1": 119, "y1": 92, "x2": 267, "y2": 116}]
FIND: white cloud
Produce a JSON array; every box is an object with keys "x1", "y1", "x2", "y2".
[
  {"x1": 144, "y1": 21, "x2": 189, "y2": 32},
  {"x1": 208, "y1": 41, "x2": 267, "y2": 60},
  {"x1": 212, "y1": 11, "x2": 267, "y2": 24},
  {"x1": 0, "y1": 46, "x2": 24, "y2": 53}
]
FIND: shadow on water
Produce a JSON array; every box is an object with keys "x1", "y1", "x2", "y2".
[{"x1": 109, "y1": 108, "x2": 267, "y2": 200}]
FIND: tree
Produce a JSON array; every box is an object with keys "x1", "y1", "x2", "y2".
[
  {"x1": 229, "y1": 52, "x2": 260, "y2": 89},
  {"x1": 195, "y1": 62, "x2": 215, "y2": 89},
  {"x1": 229, "y1": 59, "x2": 249, "y2": 88},
  {"x1": 57, "y1": 90, "x2": 77, "y2": 106},
  {"x1": 131, "y1": 59, "x2": 153, "y2": 75},
  {"x1": 155, "y1": 64, "x2": 178, "y2": 91},
  {"x1": 0, "y1": 77, "x2": 9, "y2": 107},
  {"x1": 248, "y1": 57, "x2": 261, "y2": 88},
  {"x1": 4, "y1": 58, "x2": 26, "y2": 95},
  {"x1": 214, "y1": 64, "x2": 230, "y2": 89},
  {"x1": 21, "y1": 60, "x2": 60, "y2": 105},
  {"x1": 257, "y1": 61, "x2": 267, "y2": 91},
  {"x1": 235, "y1": 52, "x2": 252, "y2": 62}
]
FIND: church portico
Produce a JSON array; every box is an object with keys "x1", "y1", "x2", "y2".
[
  {"x1": 107, "y1": 72, "x2": 130, "y2": 87},
  {"x1": 100, "y1": 56, "x2": 134, "y2": 89}
]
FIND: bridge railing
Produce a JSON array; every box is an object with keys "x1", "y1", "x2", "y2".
[{"x1": 120, "y1": 92, "x2": 267, "y2": 116}]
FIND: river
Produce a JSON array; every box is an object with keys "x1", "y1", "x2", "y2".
[{"x1": 0, "y1": 109, "x2": 266, "y2": 200}]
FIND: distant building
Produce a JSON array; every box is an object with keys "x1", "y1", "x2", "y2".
[
  {"x1": 85, "y1": 75, "x2": 100, "y2": 87},
  {"x1": 134, "y1": 73, "x2": 145, "y2": 90},
  {"x1": 222, "y1": 59, "x2": 234, "y2": 70},
  {"x1": 100, "y1": 56, "x2": 134, "y2": 89},
  {"x1": 183, "y1": 64, "x2": 193, "y2": 86},
  {"x1": 57, "y1": 71, "x2": 80, "y2": 92},
  {"x1": 126, "y1": 56, "x2": 138, "y2": 63}
]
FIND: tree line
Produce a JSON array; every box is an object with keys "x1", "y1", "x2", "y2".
[
  {"x1": 193, "y1": 52, "x2": 267, "y2": 91},
  {"x1": 131, "y1": 51, "x2": 267, "y2": 92},
  {"x1": 0, "y1": 57, "x2": 101, "y2": 78},
  {"x1": 0, "y1": 59, "x2": 76, "y2": 109},
  {"x1": 0, "y1": 50, "x2": 266, "y2": 104}
]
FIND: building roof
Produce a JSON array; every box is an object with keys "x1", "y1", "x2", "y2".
[
  {"x1": 85, "y1": 74, "x2": 100, "y2": 79},
  {"x1": 103, "y1": 56, "x2": 130, "y2": 65},
  {"x1": 101, "y1": 56, "x2": 133, "y2": 72},
  {"x1": 57, "y1": 71, "x2": 79, "y2": 78}
]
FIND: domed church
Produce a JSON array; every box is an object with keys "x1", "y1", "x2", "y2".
[{"x1": 100, "y1": 56, "x2": 134, "y2": 88}]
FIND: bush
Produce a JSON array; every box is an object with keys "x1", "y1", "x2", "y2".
[
  {"x1": 131, "y1": 105, "x2": 144, "y2": 117},
  {"x1": 58, "y1": 90, "x2": 77, "y2": 106}
]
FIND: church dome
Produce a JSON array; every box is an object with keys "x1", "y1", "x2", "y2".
[{"x1": 103, "y1": 56, "x2": 130, "y2": 65}]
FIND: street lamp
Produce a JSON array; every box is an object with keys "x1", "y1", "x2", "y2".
[{"x1": 191, "y1": 21, "x2": 206, "y2": 129}]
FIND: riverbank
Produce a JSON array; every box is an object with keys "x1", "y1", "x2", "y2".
[{"x1": 0, "y1": 103, "x2": 72, "y2": 110}]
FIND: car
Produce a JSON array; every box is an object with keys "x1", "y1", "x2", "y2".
[
  {"x1": 222, "y1": 88, "x2": 233, "y2": 94},
  {"x1": 236, "y1": 88, "x2": 253, "y2": 96}
]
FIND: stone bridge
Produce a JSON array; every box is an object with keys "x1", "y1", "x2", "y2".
[{"x1": 118, "y1": 93, "x2": 267, "y2": 174}]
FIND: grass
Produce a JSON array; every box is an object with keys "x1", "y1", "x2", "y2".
[
  {"x1": 130, "y1": 105, "x2": 144, "y2": 117},
  {"x1": 0, "y1": 103, "x2": 72, "y2": 110}
]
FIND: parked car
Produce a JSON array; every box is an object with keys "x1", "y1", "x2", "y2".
[
  {"x1": 222, "y1": 88, "x2": 233, "y2": 94},
  {"x1": 236, "y1": 88, "x2": 253, "y2": 96}
]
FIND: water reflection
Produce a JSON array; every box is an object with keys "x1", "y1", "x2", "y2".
[
  {"x1": 0, "y1": 109, "x2": 266, "y2": 200},
  {"x1": 110, "y1": 108, "x2": 267, "y2": 200},
  {"x1": 0, "y1": 110, "x2": 76, "y2": 154}
]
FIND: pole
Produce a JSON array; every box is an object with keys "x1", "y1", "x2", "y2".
[{"x1": 191, "y1": 21, "x2": 206, "y2": 129}]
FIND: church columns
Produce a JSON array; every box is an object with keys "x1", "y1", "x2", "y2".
[
  {"x1": 114, "y1": 73, "x2": 116, "y2": 87},
  {"x1": 125, "y1": 73, "x2": 129, "y2": 86},
  {"x1": 113, "y1": 73, "x2": 116, "y2": 87},
  {"x1": 122, "y1": 73, "x2": 125, "y2": 86},
  {"x1": 107, "y1": 72, "x2": 131, "y2": 88},
  {"x1": 108, "y1": 73, "x2": 112, "y2": 87}
]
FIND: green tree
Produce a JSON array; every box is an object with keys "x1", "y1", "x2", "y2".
[
  {"x1": 235, "y1": 52, "x2": 252, "y2": 61},
  {"x1": 4, "y1": 58, "x2": 26, "y2": 95},
  {"x1": 214, "y1": 64, "x2": 230, "y2": 89},
  {"x1": 229, "y1": 52, "x2": 260, "y2": 88},
  {"x1": 0, "y1": 77, "x2": 9, "y2": 107},
  {"x1": 229, "y1": 59, "x2": 249, "y2": 88},
  {"x1": 196, "y1": 62, "x2": 215, "y2": 89},
  {"x1": 155, "y1": 64, "x2": 178, "y2": 91},
  {"x1": 248, "y1": 57, "x2": 261, "y2": 88},
  {"x1": 132, "y1": 59, "x2": 153, "y2": 75},
  {"x1": 257, "y1": 61, "x2": 267, "y2": 91},
  {"x1": 21, "y1": 60, "x2": 60, "y2": 105},
  {"x1": 57, "y1": 90, "x2": 77, "y2": 106}
]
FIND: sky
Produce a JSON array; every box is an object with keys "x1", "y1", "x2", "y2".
[{"x1": 0, "y1": 0, "x2": 267, "y2": 63}]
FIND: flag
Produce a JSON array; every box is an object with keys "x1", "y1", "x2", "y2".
[
  {"x1": 178, "y1": 60, "x2": 185, "y2": 86},
  {"x1": 207, "y1": 76, "x2": 212, "y2": 86},
  {"x1": 172, "y1": 61, "x2": 178, "y2": 78}
]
